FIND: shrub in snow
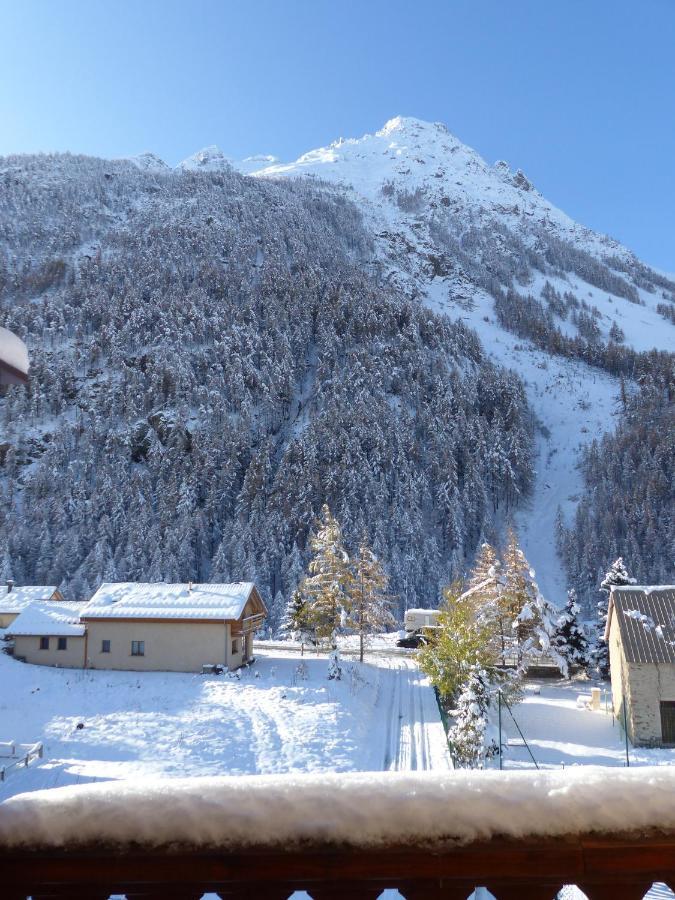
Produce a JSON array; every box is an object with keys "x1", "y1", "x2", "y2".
[{"x1": 327, "y1": 652, "x2": 342, "y2": 681}]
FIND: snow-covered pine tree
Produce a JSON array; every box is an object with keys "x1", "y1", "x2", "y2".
[
  {"x1": 299, "y1": 505, "x2": 353, "y2": 647},
  {"x1": 350, "y1": 537, "x2": 396, "y2": 662},
  {"x1": 596, "y1": 557, "x2": 636, "y2": 676},
  {"x1": 517, "y1": 578, "x2": 569, "y2": 676},
  {"x1": 461, "y1": 542, "x2": 506, "y2": 651},
  {"x1": 280, "y1": 589, "x2": 313, "y2": 644},
  {"x1": 268, "y1": 590, "x2": 286, "y2": 638},
  {"x1": 552, "y1": 588, "x2": 590, "y2": 672},
  {"x1": 448, "y1": 663, "x2": 493, "y2": 769},
  {"x1": 465, "y1": 542, "x2": 501, "y2": 593}
]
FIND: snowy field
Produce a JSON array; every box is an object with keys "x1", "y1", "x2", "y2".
[
  {"x1": 0, "y1": 644, "x2": 450, "y2": 802},
  {"x1": 496, "y1": 679, "x2": 675, "y2": 770}
]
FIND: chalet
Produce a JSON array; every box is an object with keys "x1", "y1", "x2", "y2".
[
  {"x1": 0, "y1": 583, "x2": 63, "y2": 629},
  {"x1": 79, "y1": 582, "x2": 266, "y2": 672},
  {"x1": 7, "y1": 601, "x2": 86, "y2": 667},
  {"x1": 605, "y1": 585, "x2": 675, "y2": 747}
]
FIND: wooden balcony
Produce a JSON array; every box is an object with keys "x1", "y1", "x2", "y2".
[
  {"x1": 2, "y1": 769, "x2": 675, "y2": 899},
  {"x1": 3, "y1": 832, "x2": 675, "y2": 899}
]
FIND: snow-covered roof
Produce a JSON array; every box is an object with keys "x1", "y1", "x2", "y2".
[
  {"x1": 81, "y1": 582, "x2": 257, "y2": 622},
  {"x1": 0, "y1": 326, "x2": 29, "y2": 377},
  {"x1": 405, "y1": 608, "x2": 440, "y2": 616},
  {"x1": 607, "y1": 586, "x2": 675, "y2": 664},
  {"x1": 7, "y1": 601, "x2": 86, "y2": 637},
  {"x1": 0, "y1": 586, "x2": 59, "y2": 613},
  {"x1": 2, "y1": 767, "x2": 675, "y2": 850}
]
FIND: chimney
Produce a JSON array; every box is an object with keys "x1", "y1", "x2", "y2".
[
  {"x1": 6, "y1": 579, "x2": 13, "y2": 594},
  {"x1": 188, "y1": 581, "x2": 193, "y2": 593}
]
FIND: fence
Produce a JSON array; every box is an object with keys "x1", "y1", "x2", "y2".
[{"x1": 0, "y1": 741, "x2": 43, "y2": 782}]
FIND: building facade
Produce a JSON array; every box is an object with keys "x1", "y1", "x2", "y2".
[
  {"x1": 606, "y1": 586, "x2": 675, "y2": 747},
  {"x1": 8, "y1": 601, "x2": 86, "y2": 667},
  {"x1": 80, "y1": 582, "x2": 266, "y2": 673}
]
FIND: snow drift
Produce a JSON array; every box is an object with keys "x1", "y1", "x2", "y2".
[{"x1": 2, "y1": 767, "x2": 675, "y2": 850}]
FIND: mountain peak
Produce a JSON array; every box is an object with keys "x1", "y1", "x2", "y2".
[
  {"x1": 127, "y1": 152, "x2": 169, "y2": 172},
  {"x1": 377, "y1": 115, "x2": 449, "y2": 137},
  {"x1": 178, "y1": 145, "x2": 232, "y2": 172}
]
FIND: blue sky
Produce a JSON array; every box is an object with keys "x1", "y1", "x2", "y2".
[{"x1": 2, "y1": 0, "x2": 674, "y2": 270}]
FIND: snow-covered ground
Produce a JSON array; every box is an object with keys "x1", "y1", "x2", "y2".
[
  {"x1": 0, "y1": 645, "x2": 450, "y2": 802},
  {"x1": 496, "y1": 679, "x2": 675, "y2": 770}
]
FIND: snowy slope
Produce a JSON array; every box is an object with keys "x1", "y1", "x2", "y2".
[{"x1": 240, "y1": 116, "x2": 675, "y2": 605}]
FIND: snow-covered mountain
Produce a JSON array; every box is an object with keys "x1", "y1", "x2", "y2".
[
  {"x1": 0, "y1": 117, "x2": 672, "y2": 613},
  {"x1": 241, "y1": 116, "x2": 674, "y2": 607}
]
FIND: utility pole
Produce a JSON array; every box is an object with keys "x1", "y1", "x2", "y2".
[
  {"x1": 623, "y1": 700, "x2": 630, "y2": 767},
  {"x1": 498, "y1": 691, "x2": 503, "y2": 770},
  {"x1": 359, "y1": 569, "x2": 365, "y2": 664}
]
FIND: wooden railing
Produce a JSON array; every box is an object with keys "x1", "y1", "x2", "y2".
[{"x1": 3, "y1": 832, "x2": 675, "y2": 898}]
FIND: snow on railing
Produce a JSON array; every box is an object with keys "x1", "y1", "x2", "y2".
[
  {"x1": 3, "y1": 769, "x2": 675, "y2": 898},
  {"x1": 2, "y1": 767, "x2": 675, "y2": 849}
]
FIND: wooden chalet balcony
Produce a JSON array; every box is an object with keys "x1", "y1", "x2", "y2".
[
  {"x1": 2, "y1": 769, "x2": 675, "y2": 899},
  {"x1": 233, "y1": 612, "x2": 266, "y2": 636}
]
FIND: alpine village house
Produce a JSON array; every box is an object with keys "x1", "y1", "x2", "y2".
[
  {"x1": 5, "y1": 582, "x2": 266, "y2": 672},
  {"x1": 606, "y1": 585, "x2": 675, "y2": 747}
]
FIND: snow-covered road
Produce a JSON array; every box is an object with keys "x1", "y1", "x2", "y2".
[{"x1": 381, "y1": 657, "x2": 448, "y2": 771}]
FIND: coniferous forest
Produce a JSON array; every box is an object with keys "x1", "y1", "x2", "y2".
[{"x1": 0, "y1": 155, "x2": 534, "y2": 616}]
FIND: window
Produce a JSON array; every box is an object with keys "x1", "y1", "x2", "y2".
[
  {"x1": 131, "y1": 640, "x2": 145, "y2": 657},
  {"x1": 661, "y1": 701, "x2": 675, "y2": 745},
  {"x1": 231, "y1": 639, "x2": 239, "y2": 655},
  {"x1": 39, "y1": 636, "x2": 49, "y2": 650},
  {"x1": 57, "y1": 637, "x2": 67, "y2": 651},
  {"x1": 101, "y1": 640, "x2": 111, "y2": 653}
]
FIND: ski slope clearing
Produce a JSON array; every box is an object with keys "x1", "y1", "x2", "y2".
[
  {"x1": 497, "y1": 679, "x2": 675, "y2": 769},
  {"x1": 0, "y1": 646, "x2": 450, "y2": 802}
]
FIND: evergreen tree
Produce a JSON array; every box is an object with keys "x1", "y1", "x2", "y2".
[
  {"x1": 552, "y1": 589, "x2": 590, "y2": 672},
  {"x1": 350, "y1": 537, "x2": 396, "y2": 662},
  {"x1": 280, "y1": 589, "x2": 313, "y2": 644},
  {"x1": 268, "y1": 590, "x2": 286, "y2": 638},
  {"x1": 596, "y1": 557, "x2": 636, "y2": 676},
  {"x1": 448, "y1": 663, "x2": 494, "y2": 769},
  {"x1": 299, "y1": 505, "x2": 353, "y2": 647}
]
